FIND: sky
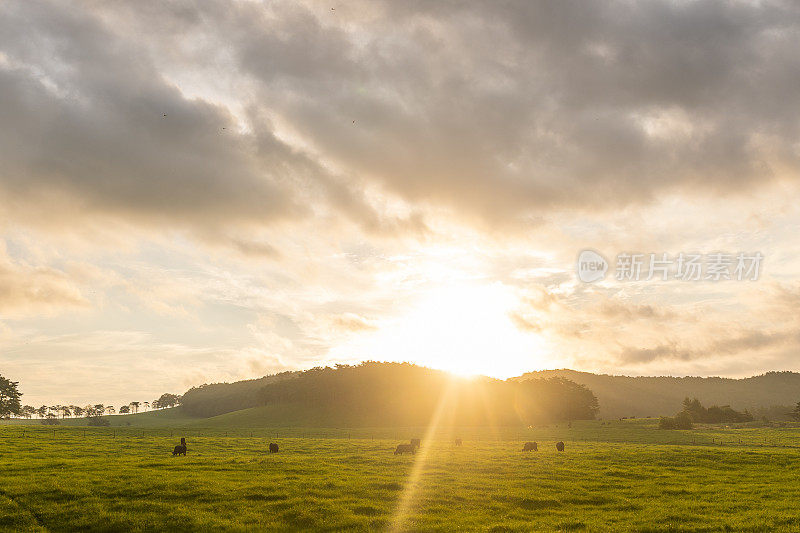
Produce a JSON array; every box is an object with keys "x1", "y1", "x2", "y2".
[{"x1": 2, "y1": 0, "x2": 800, "y2": 408}]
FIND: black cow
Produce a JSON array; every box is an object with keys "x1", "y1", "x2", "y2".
[
  {"x1": 394, "y1": 444, "x2": 415, "y2": 455},
  {"x1": 556, "y1": 441, "x2": 565, "y2": 452},
  {"x1": 172, "y1": 437, "x2": 187, "y2": 456},
  {"x1": 269, "y1": 442, "x2": 279, "y2": 453},
  {"x1": 522, "y1": 441, "x2": 538, "y2": 451},
  {"x1": 454, "y1": 438, "x2": 462, "y2": 447}
]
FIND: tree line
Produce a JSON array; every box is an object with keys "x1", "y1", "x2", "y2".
[
  {"x1": 520, "y1": 369, "x2": 800, "y2": 419},
  {"x1": 182, "y1": 362, "x2": 599, "y2": 426},
  {"x1": 0, "y1": 375, "x2": 180, "y2": 421},
  {"x1": 659, "y1": 397, "x2": 757, "y2": 429}
]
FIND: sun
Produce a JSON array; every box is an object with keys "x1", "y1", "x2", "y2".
[{"x1": 333, "y1": 282, "x2": 550, "y2": 378}]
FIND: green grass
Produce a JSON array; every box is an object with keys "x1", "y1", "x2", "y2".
[{"x1": 1, "y1": 421, "x2": 799, "y2": 531}]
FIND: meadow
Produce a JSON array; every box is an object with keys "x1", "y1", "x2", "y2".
[{"x1": 1, "y1": 420, "x2": 799, "y2": 532}]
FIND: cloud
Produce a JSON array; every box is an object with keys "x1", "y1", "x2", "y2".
[
  {"x1": 4, "y1": 0, "x2": 800, "y2": 403},
  {"x1": 4, "y1": 0, "x2": 800, "y2": 243},
  {"x1": 223, "y1": 0, "x2": 800, "y2": 227},
  {"x1": 0, "y1": 244, "x2": 87, "y2": 317},
  {"x1": 331, "y1": 312, "x2": 377, "y2": 332},
  {"x1": 617, "y1": 330, "x2": 800, "y2": 364}
]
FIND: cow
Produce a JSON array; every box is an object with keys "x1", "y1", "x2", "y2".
[
  {"x1": 269, "y1": 442, "x2": 279, "y2": 453},
  {"x1": 454, "y1": 438, "x2": 462, "y2": 447},
  {"x1": 394, "y1": 444, "x2": 415, "y2": 455},
  {"x1": 556, "y1": 441, "x2": 565, "y2": 452},
  {"x1": 172, "y1": 437, "x2": 187, "y2": 456},
  {"x1": 522, "y1": 441, "x2": 538, "y2": 451},
  {"x1": 410, "y1": 438, "x2": 421, "y2": 449}
]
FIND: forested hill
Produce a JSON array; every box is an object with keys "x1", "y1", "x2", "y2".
[
  {"x1": 517, "y1": 370, "x2": 800, "y2": 419},
  {"x1": 180, "y1": 362, "x2": 598, "y2": 427},
  {"x1": 180, "y1": 371, "x2": 299, "y2": 418},
  {"x1": 179, "y1": 364, "x2": 800, "y2": 426}
]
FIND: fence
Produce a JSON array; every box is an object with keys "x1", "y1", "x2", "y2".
[{"x1": 2, "y1": 423, "x2": 800, "y2": 449}]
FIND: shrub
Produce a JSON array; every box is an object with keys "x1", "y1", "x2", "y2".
[
  {"x1": 86, "y1": 416, "x2": 110, "y2": 427},
  {"x1": 659, "y1": 413, "x2": 693, "y2": 430},
  {"x1": 658, "y1": 417, "x2": 676, "y2": 429},
  {"x1": 681, "y1": 397, "x2": 752, "y2": 423},
  {"x1": 674, "y1": 411, "x2": 693, "y2": 429}
]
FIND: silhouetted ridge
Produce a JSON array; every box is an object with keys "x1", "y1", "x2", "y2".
[
  {"x1": 181, "y1": 362, "x2": 598, "y2": 426},
  {"x1": 517, "y1": 369, "x2": 800, "y2": 419}
]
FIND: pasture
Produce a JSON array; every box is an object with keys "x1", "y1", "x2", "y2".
[{"x1": 1, "y1": 421, "x2": 799, "y2": 531}]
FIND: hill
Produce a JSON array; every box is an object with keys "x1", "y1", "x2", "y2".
[
  {"x1": 180, "y1": 371, "x2": 300, "y2": 417},
  {"x1": 517, "y1": 370, "x2": 800, "y2": 419},
  {"x1": 170, "y1": 362, "x2": 599, "y2": 427},
  {"x1": 21, "y1": 365, "x2": 800, "y2": 428}
]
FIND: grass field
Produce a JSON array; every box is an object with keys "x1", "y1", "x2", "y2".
[{"x1": 1, "y1": 420, "x2": 799, "y2": 531}]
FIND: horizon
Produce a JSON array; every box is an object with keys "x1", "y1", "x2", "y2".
[
  {"x1": 13, "y1": 363, "x2": 800, "y2": 409},
  {"x1": 4, "y1": 1, "x2": 800, "y2": 408}
]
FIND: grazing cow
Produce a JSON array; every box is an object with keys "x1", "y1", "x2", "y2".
[
  {"x1": 394, "y1": 444, "x2": 415, "y2": 455},
  {"x1": 410, "y1": 438, "x2": 421, "y2": 449},
  {"x1": 556, "y1": 441, "x2": 565, "y2": 452},
  {"x1": 269, "y1": 442, "x2": 279, "y2": 453},
  {"x1": 172, "y1": 437, "x2": 187, "y2": 456},
  {"x1": 522, "y1": 441, "x2": 538, "y2": 451},
  {"x1": 454, "y1": 438, "x2": 462, "y2": 447}
]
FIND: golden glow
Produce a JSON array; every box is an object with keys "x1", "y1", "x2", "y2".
[
  {"x1": 390, "y1": 380, "x2": 458, "y2": 532},
  {"x1": 333, "y1": 282, "x2": 550, "y2": 378}
]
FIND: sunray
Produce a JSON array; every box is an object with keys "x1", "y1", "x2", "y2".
[{"x1": 390, "y1": 379, "x2": 458, "y2": 532}]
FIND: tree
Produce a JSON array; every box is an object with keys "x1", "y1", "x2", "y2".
[
  {"x1": 72, "y1": 406, "x2": 84, "y2": 418},
  {"x1": 105, "y1": 406, "x2": 115, "y2": 415},
  {"x1": 674, "y1": 411, "x2": 694, "y2": 429},
  {"x1": 119, "y1": 405, "x2": 130, "y2": 414},
  {"x1": 36, "y1": 405, "x2": 47, "y2": 419},
  {"x1": 512, "y1": 376, "x2": 599, "y2": 424},
  {"x1": 790, "y1": 401, "x2": 800, "y2": 421},
  {"x1": 682, "y1": 397, "x2": 705, "y2": 422},
  {"x1": 156, "y1": 393, "x2": 181, "y2": 409},
  {"x1": 677, "y1": 398, "x2": 752, "y2": 424},
  {"x1": 60, "y1": 406, "x2": 72, "y2": 419},
  {"x1": 143, "y1": 401, "x2": 150, "y2": 411},
  {"x1": 0, "y1": 375, "x2": 22, "y2": 418},
  {"x1": 21, "y1": 405, "x2": 35, "y2": 419},
  {"x1": 130, "y1": 401, "x2": 140, "y2": 414}
]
